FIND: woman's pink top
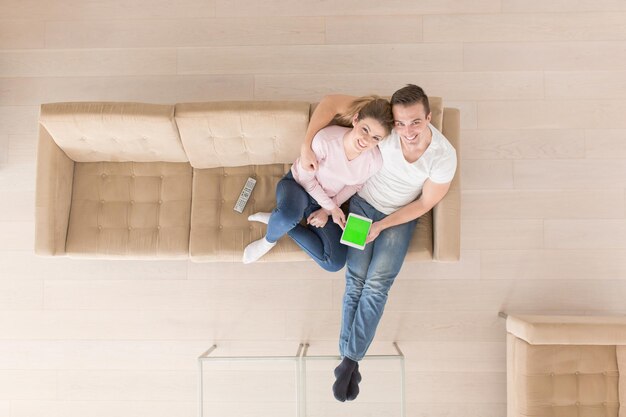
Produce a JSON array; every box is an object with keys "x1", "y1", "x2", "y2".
[{"x1": 291, "y1": 125, "x2": 383, "y2": 211}]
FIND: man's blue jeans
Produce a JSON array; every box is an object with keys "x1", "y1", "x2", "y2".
[
  {"x1": 339, "y1": 194, "x2": 417, "y2": 361},
  {"x1": 266, "y1": 172, "x2": 347, "y2": 272}
]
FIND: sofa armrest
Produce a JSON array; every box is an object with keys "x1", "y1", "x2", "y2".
[
  {"x1": 507, "y1": 314, "x2": 626, "y2": 345},
  {"x1": 433, "y1": 107, "x2": 461, "y2": 262},
  {"x1": 35, "y1": 125, "x2": 75, "y2": 256}
]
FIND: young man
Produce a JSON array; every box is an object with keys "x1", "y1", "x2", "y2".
[{"x1": 299, "y1": 85, "x2": 457, "y2": 402}]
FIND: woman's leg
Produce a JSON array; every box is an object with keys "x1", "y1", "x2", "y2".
[
  {"x1": 287, "y1": 219, "x2": 347, "y2": 272},
  {"x1": 243, "y1": 173, "x2": 309, "y2": 263},
  {"x1": 265, "y1": 174, "x2": 311, "y2": 243}
]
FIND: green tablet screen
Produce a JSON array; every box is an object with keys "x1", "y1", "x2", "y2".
[{"x1": 341, "y1": 214, "x2": 372, "y2": 247}]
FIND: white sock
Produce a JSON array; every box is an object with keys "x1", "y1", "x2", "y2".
[
  {"x1": 243, "y1": 236, "x2": 277, "y2": 264},
  {"x1": 248, "y1": 212, "x2": 272, "y2": 224}
]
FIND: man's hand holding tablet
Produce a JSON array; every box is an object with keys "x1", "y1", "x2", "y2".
[{"x1": 340, "y1": 213, "x2": 373, "y2": 250}]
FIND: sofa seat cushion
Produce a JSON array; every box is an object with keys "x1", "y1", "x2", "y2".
[
  {"x1": 190, "y1": 164, "x2": 310, "y2": 262},
  {"x1": 66, "y1": 162, "x2": 192, "y2": 258},
  {"x1": 511, "y1": 337, "x2": 618, "y2": 417},
  {"x1": 404, "y1": 210, "x2": 433, "y2": 261}
]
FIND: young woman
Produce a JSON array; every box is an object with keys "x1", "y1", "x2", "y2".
[{"x1": 242, "y1": 97, "x2": 393, "y2": 271}]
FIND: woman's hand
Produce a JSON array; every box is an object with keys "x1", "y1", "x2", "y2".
[
  {"x1": 330, "y1": 207, "x2": 346, "y2": 229},
  {"x1": 307, "y1": 209, "x2": 329, "y2": 228},
  {"x1": 299, "y1": 144, "x2": 318, "y2": 172},
  {"x1": 365, "y1": 221, "x2": 384, "y2": 243}
]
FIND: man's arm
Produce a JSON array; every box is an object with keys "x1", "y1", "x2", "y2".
[
  {"x1": 366, "y1": 179, "x2": 452, "y2": 243},
  {"x1": 300, "y1": 94, "x2": 356, "y2": 171}
]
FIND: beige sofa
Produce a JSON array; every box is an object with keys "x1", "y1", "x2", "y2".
[
  {"x1": 506, "y1": 314, "x2": 626, "y2": 417},
  {"x1": 35, "y1": 99, "x2": 460, "y2": 262}
]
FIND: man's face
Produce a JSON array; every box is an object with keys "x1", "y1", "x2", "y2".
[{"x1": 392, "y1": 103, "x2": 432, "y2": 146}]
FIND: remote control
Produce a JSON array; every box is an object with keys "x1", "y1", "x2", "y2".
[{"x1": 234, "y1": 177, "x2": 257, "y2": 213}]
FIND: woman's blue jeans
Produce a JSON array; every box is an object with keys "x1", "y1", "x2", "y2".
[
  {"x1": 266, "y1": 172, "x2": 347, "y2": 272},
  {"x1": 339, "y1": 194, "x2": 417, "y2": 361}
]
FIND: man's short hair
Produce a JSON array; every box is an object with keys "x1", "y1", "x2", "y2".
[{"x1": 390, "y1": 84, "x2": 431, "y2": 116}]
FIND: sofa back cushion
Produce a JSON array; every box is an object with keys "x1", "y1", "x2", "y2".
[
  {"x1": 175, "y1": 101, "x2": 310, "y2": 169},
  {"x1": 40, "y1": 102, "x2": 188, "y2": 163}
]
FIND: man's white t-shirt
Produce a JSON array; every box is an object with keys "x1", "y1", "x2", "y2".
[{"x1": 357, "y1": 124, "x2": 457, "y2": 215}]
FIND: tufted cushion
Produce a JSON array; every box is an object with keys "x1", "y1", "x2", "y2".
[
  {"x1": 65, "y1": 162, "x2": 192, "y2": 258},
  {"x1": 40, "y1": 102, "x2": 188, "y2": 163},
  {"x1": 175, "y1": 101, "x2": 310, "y2": 169},
  {"x1": 428, "y1": 97, "x2": 444, "y2": 131},
  {"x1": 189, "y1": 164, "x2": 310, "y2": 262},
  {"x1": 511, "y1": 337, "x2": 619, "y2": 417},
  {"x1": 616, "y1": 347, "x2": 626, "y2": 417},
  {"x1": 404, "y1": 211, "x2": 433, "y2": 261}
]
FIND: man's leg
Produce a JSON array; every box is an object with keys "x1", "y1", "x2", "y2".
[
  {"x1": 339, "y1": 195, "x2": 376, "y2": 357},
  {"x1": 343, "y1": 217, "x2": 417, "y2": 361},
  {"x1": 333, "y1": 195, "x2": 380, "y2": 401}
]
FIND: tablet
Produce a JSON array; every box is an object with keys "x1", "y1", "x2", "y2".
[{"x1": 340, "y1": 213, "x2": 372, "y2": 250}]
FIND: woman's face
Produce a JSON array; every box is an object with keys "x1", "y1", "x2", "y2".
[{"x1": 348, "y1": 116, "x2": 387, "y2": 154}]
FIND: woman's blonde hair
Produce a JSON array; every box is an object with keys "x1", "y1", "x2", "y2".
[{"x1": 333, "y1": 95, "x2": 393, "y2": 136}]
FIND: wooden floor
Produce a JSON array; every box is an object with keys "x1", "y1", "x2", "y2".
[{"x1": 2, "y1": 1, "x2": 626, "y2": 416}]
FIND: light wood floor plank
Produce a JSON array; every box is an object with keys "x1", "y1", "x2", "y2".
[
  {"x1": 462, "y1": 160, "x2": 514, "y2": 190},
  {"x1": 0, "y1": 370, "x2": 57, "y2": 400},
  {"x1": 406, "y1": 403, "x2": 506, "y2": 417},
  {"x1": 57, "y1": 370, "x2": 197, "y2": 401},
  {"x1": 325, "y1": 16, "x2": 423, "y2": 44},
  {"x1": 45, "y1": 17, "x2": 324, "y2": 48},
  {"x1": 10, "y1": 401, "x2": 196, "y2": 417},
  {"x1": 0, "y1": 20, "x2": 45, "y2": 49},
  {"x1": 0, "y1": 106, "x2": 39, "y2": 134},
  {"x1": 545, "y1": 71, "x2": 626, "y2": 99},
  {"x1": 544, "y1": 219, "x2": 626, "y2": 249},
  {"x1": 514, "y1": 159, "x2": 626, "y2": 188},
  {"x1": 0, "y1": 49, "x2": 177, "y2": 78},
  {"x1": 425, "y1": 13, "x2": 626, "y2": 42},
  {"x1": 0, "y1": 0, "x2": 216, "y2": 20},
  {"x1": 215, "y1": 0, "x2": 500, "y2": 17},
  {"x1": 43, "y1": 280, "x2": 215, "y2": 311},
  {"x1": 465, "y1": 41, "x2": 626, "y2": 71},
  {"x1": 178, "y1": 44, "x2": 463, "y2": 75},
  {"x1": 254, "y1": 71, "x2": 543, "y2": 100},
  {"x1": 0, "y1": 310, "x2": 217, "y2": 340},
  {"x1": 461, "y1": 219, "x2": 544, "y2": 249},
  {"x1": 477, "y1": 100, "x2": 626, "y2": 129},
  {"x1": 286, "y1": 311, "x2": 506, "y2": 342},
  {"x1": 0, "y1": 280, "x2": 43, "y2": 310},
  {"x1": 0, "y1": 76, "x2": 254, "y2": 105},
  {"x1": 463, "y1": 129, "x2": 585, "y2": 159},
  {"x1": 586, "y1": 129, "x2": 626, "y2": 158},
  {"x1": 0, "y1": 340, "x2": 211, "y2": 370},
  {"x1": 462, "y1": 189, "x2": 624, "y2": 219},
  {"x1": 482, "y1": 249, "x2": 626, "y2": 280},
  {"x1": 502, "y1": 0, "x2": 626, "y2": 13},
  {"x1": 0, "y1": 251, "x2": 188, "y2": 281},
  {"x1": 407, "y1": 371, "x2": 505, "y2": 403}
]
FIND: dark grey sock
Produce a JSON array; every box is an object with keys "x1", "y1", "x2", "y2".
[
  {"x1": 332, "y1": 357, "x2": 357, "y2": 402},
  {"x1": 346, "y1": 362, "x2": 362, "y2": 401}
]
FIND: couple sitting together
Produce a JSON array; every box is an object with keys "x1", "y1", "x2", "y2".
[{"x1": 243, "y1": 84, "x2": 457, "y2": 402}]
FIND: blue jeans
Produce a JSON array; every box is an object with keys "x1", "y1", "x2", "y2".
[
  {"x1": 266, "y1": 172, "x2": 347, "y2": 272},
  {"x1": 339, "y1": 194, "x2": 417, "y2": 361}
]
